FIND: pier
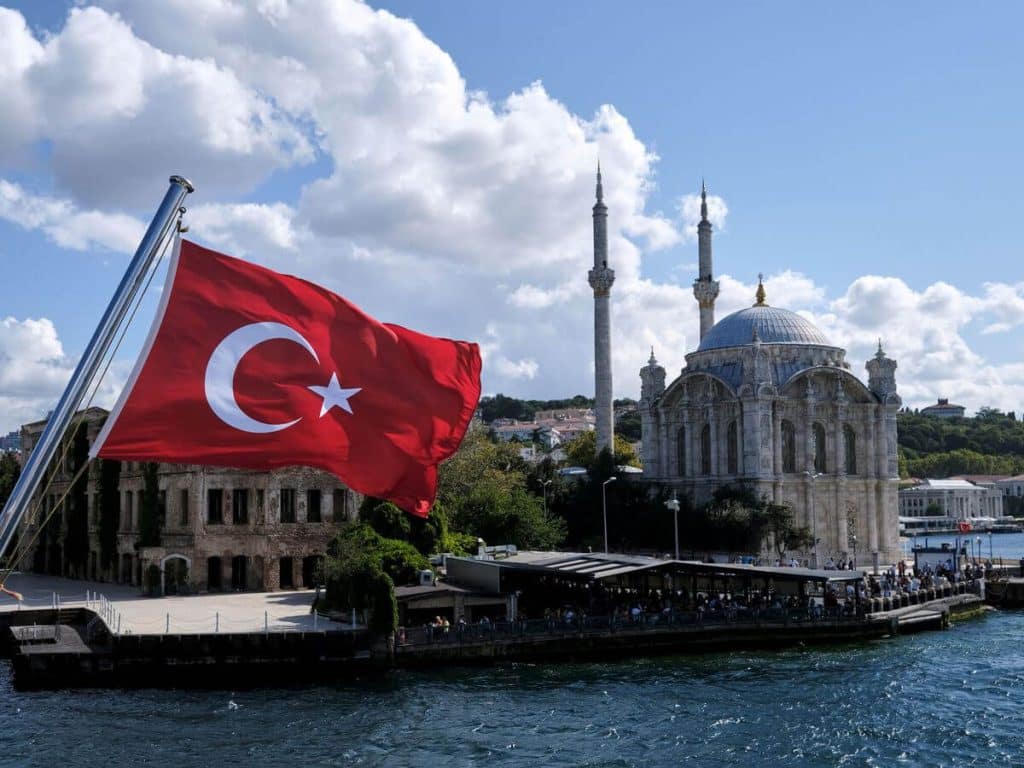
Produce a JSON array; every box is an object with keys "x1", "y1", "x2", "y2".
[{"x1": 0, "y1": 573, "x2": 371, "y2": 689}]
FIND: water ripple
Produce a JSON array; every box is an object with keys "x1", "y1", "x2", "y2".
[{"x1": 2, "y1": 611, "x2": 1024, "y2": 766}]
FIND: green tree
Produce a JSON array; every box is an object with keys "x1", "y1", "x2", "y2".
[
  {"x1": 563, "y1": 430, "x2": 640, "y2": 469},
  {"x1": 0, "y1": 451, "x2": 20, "y2": 508},
  {"x1": 436, "y1": 425, "x2": 566, "y2": 549},
  {"x1": 64, "y1": 422, "x2": 90, "y2": 575},
  {"x1": 96, "y1": 458, "x2": 121, "y2": 570}
]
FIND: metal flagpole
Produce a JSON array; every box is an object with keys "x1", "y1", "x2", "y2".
[{"x1": 0, "y1": 175, "x2": 194, "y2": 564}]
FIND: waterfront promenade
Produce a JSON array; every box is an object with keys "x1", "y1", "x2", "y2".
[{"x1": 0, "y1": 572, "x2": 346, "y2": 635}]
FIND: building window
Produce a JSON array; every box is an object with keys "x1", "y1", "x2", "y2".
[
  {"x1": 257, "y1": 489, "x2": 265, "y2": 516},
  {"x1": 207, "y1": 556, "x2": 222, "y2": 591},
  {"x1": 844, "y1": 424, "x2": 857, "y2": 475},
  {"x1": 813, "y1": 422, "x2": 827, "y2": 474},
  {"x1": 207, "y1": 489, "x2": 223, "y2": 524},
  {"x1": 158, "y1": 490, "x2": 166, "y2": 528},
  {"x1": 124, "y1": 491, "x2": 133, "y2": 530},
  {"x1": 280, "y1": 488, "x2": 296, "y2": 523},
  {"x1": 676, "y1": 427, "x2": 686, "y2": 477},
  {"x1": 781, "y1": 420, "x2": 796, "y2": 474},
  {"x1": 727, "y1": 421, "x2": 738, "y2": 475},
  {"x1": 307, "y1": 489, "x2": 322, "y2": 522},
  {"x1": 232, "y1": 489, "x2": 249, "y2": 524},
  {"x1": 180, "y1": 489, "x2": 189, "y2": 526},
  {"x1": 700, "y1": 425, "x2": 712, "y2": 476}
]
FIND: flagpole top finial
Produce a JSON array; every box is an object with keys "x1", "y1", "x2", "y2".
[{"x1": 170, "y1": 175, "x2": 195, "y2": 193}]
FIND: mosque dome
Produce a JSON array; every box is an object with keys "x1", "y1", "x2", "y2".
[{"x1": 697, "y1": 304, "x2": 833, "y2": 352}]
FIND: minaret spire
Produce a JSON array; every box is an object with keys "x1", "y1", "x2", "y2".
[
  {"x1": 693, "y1": 180, "x2": 720, "y2": 342},
  {"x1": 588, "y1": 163, "x2": 615, "y2": 456}
]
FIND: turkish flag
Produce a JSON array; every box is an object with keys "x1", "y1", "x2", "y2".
[{"x1": 92, "y1": 239, "x2": 481, "y2": 517}]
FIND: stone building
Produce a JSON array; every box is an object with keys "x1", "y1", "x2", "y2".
[
  {"x1": 634, "y1": 184, "x2": 903, "y2": 567},
  {"x1": 920, "y1": 398, "x2": 967, "y2": 419},
  {"x1": 899, "y1": 478, "x2": 1004, "y2": 532},
  {"x1": 17, "y1": 408, "x2": 359, "y2": 594}
]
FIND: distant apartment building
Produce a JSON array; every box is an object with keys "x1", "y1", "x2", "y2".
[
  {"x1": 920, "y1": 398, "x2": 966, "y2": 418},
  {"x1": 995, "y1": 475, "x2": 1024, "y2": 502},
  {"x1": 0, "y1": 430, "x2": 20, "y2": 452},
  {"x1": 16, "y1": 408, "x2": 360, "y2": 595},
  {"x1": 491, "y1": 422, "x2": 539, "y2": 443}
]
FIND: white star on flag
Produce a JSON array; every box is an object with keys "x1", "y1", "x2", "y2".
[{"x1": 308, "y1": 373, "x2": 361, "y2": 417}]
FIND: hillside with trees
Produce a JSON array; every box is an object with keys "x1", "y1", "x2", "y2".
[{"x1": 898, "y1": 408, "x2": 1024, "y2": 478}]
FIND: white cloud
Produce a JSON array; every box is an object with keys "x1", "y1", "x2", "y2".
[
  {"x1": 2, "y1": 0, "x2": 1023, "y2": 428},
  {"x1": 0, "y1": 179, "x2": 144, "y2": 252},
  {"x1": 678, "y1": 191, "x2": 728, "y2": 238},
  {"x1": 0, "y1": 6, "x2": 311, "y2": 207}
]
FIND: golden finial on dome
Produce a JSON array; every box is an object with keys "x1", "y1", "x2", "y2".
[{"x1": 754, "y1": 273, "x2": 768, "y2": 307}]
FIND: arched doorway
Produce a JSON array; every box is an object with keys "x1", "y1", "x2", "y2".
[{"x1": 161, "y1": 554, "x2": 191, "y2": 596}]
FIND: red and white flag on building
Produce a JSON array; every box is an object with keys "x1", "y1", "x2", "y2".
[{"x1": 91, "y1": 240, "x2": 481, "y2": 517}]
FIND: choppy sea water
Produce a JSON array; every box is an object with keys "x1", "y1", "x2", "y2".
[{"x1": 2, "y1": 611, "x2": 1024, "y2": 767}]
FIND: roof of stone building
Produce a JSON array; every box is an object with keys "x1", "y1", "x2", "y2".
[{"x1": 697, "y1": 305, "x2": 833, "y2": 352}]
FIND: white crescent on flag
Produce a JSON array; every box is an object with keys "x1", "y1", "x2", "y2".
[{"x1": 204, "y1": 321, "x2": 319, "y2": 434}]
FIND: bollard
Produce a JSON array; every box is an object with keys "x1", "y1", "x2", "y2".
[
  {"x1": 314, "y1": 611, "x2": 318, "y2": 630},
  {"x1": 215, "y1": 612, "x2": 219, "y2": 633},
  {"x1": 264, "y1": 611, "x2": 268, "y2": 634},
  {"x1": 166, "y1": 613, "x2": 170, "y2": 634},
  {"x1": 116, "y1": 614, "x2": 121, "y2": 636}
]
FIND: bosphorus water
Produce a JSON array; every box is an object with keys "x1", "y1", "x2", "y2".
[{"x1": 2, "y1": 610, "x2": 1023, "y2": 767}]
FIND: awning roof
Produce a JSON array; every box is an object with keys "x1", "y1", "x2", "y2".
[{"x1": 445, "y1": 552, "x2": 865, "y2": 585}]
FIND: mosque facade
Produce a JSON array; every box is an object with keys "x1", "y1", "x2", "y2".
[{"x1": 631, "y1": 186, "x2": 902, "y2": 567}]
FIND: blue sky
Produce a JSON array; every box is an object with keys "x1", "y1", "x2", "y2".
[{"x1": 1, "y1": 1, "x2": 1023, "y2": 433}]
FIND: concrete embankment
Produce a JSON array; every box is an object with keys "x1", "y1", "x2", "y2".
[
  {"x1": 3, "y1": 594, "x2": 988, "y2": 688},
  {"x1": 3, "y1": 606, "x2": 375, "y2": 689}
]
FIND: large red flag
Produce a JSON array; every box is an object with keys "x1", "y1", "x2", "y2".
[{"x1": 91, "y1": 239, "x2": 481, "y2": 517}]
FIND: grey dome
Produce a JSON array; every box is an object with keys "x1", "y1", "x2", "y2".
[{"x1": 697, "y1": 305, "x2": 832, "y2": 351}]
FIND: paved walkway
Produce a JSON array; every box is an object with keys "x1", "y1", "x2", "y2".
[{"x1": 0, "y1": 572, "x2": 351, "y2": 635}]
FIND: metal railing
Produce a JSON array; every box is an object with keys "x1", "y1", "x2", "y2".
[{"x1": 397, "y1": 606, "x2": 868, "y2": 648}]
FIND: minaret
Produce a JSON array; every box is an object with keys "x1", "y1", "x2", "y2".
[
  {"x1": 588, "y1": 164, "x2": 615, "y2": 456},
  {"x1": 693, "y1": 181, "x2": 720, "y2": 341}
]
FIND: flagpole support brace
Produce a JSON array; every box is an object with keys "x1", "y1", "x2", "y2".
[{"x1": 0, "y1": 174, "x2": 196, "y2": 571}]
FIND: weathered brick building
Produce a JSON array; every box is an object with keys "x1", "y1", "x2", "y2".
[{"x1": 18, "y1": 408, "x2": 360, "y2": 595}]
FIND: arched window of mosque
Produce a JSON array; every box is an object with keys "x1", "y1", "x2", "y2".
[
  {"x1": 781, "y1": 420, "x2": 796, "y2": 473},
  {"x1": 844, "y1": 424, "x2": 857, "y2": 475},
  {"x1": 676, "y1": 427, "x2": 686, "y2": 477},
  {"x1": 727, "y1": 420, "x2": 738, "y2": 474},
  {"x1": 700, "y1": 425, "x2": 712, "y2": 476},
  {"x1": 813, "y1": 422, "x2": 827, "y2": 473}
]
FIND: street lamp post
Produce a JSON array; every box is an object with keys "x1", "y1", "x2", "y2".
[
  {"x1": 989, "y1": 530, "x2": 994, "y2": 561},
  {"x1": 541, "y1": 479, "x2": 552, "y2": 517},
  {"x1": 976, "y1": 536, "x2": 982, "y2": 565},
  {"x1": 852, "y1": 535, "x2": 858, "y2": 569},
  {"x1": 602, "y1": 477, "x2": 617, "y2": 554},
  {"x1": 665, "y1": 493, "x2": 681, "y2": 560},
  {"x1": 804, "y1": 471, "x2": 822, "y2": 568}
]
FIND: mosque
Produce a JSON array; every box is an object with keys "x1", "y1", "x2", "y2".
[{"x1": 588, "y1": 173, "x2": 903, "y2": 567}]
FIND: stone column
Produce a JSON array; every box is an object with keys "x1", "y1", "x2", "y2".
[{"x1": 588, "y1": 168, "x2": 615, "y2": 456}]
